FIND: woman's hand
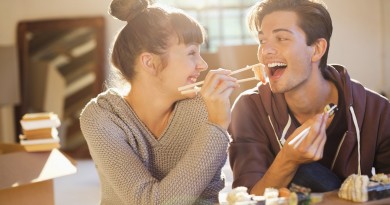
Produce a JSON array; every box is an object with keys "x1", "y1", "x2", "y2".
[
  {"x1": 200, "y1": 68, "x2": 239, "y2": 129},
  {"x1": 281, "y1": 113, "x2": 330, "y2": 166}
]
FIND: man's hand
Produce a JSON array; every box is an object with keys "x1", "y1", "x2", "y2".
[{"x1": 282, "y1": 113, "x2": 330, "y2": 165}]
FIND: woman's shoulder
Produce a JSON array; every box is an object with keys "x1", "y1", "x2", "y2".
[
  {"x1": 80, "y1": 88, "x2": 126, "y2": 121},
  {"x1": 87, "y1": 88, "x2": 123, "y2": 106}
]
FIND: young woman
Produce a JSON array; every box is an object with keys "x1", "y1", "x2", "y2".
[{"x1": 79, "y1": 0, "x2": 238, "y2": 204}]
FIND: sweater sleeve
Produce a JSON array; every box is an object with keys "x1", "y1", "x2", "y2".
[
  {"x1": 228, "y1": 94, "x2": 275, "y2": 192},
  {"x1": 80, "y1": 99, "x2": 229, "y2": 205},
  {"x1": 160, "y1": 121, "x2": 229, "y2": 204}
]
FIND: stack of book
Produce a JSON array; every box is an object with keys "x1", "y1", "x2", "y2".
[{"x1": 19, "y1": 112, "x2": 61, "y2": 152}]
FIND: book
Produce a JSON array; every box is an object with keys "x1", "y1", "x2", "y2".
[
  {"x1": 22, "y1": 127, "x2": 59, "y2": 139},
  {"x1": 21, "y1": 142, "x2": 61, "y2": 152},
  {"x1": 20, "y1": 112, "x2": 61, "y2": 130},
  {"x1": 21, "y1": 112, "x2": 56, "y2": 121},
  {"x1": 18, "y1": 112, "x2": 62, "y2": 152},
  {"x1": 19, "y1": 135, "x2": 60, "y2": 145},
  {"x1": 0, "y1": 142, "x2": 60, "y2": 153}
]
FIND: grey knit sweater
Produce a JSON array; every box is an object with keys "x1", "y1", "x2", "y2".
[{"x1": 79, "y1": 89, "x2": 229, "y2": 205}]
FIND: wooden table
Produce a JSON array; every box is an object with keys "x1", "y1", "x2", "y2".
[
  {"x1": 316, "y1": 191, "x2": 390, "y2": 205},
  {"x1": 219, "y1": 190, "x2": 390, "y2": 205}
]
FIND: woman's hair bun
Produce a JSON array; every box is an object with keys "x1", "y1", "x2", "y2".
[{"x1": 109, "y1": 0, "x2": 150, "y2": 22}]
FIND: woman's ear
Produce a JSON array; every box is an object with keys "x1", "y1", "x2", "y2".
[
  {"x1": 139, "y1": 52, "x2": 157, "y2": 75},
  {"x1": 311, "y1": 38, "x2": 327, "y2": 63}
]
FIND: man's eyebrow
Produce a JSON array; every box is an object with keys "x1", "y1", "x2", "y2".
[{"x1": 258, "y1": 28, "x2": 293, "y2": 35}]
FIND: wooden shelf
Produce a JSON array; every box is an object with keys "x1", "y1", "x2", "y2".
[{"x1": 15, "y1": 17, "x2": 106, "y2": 154}]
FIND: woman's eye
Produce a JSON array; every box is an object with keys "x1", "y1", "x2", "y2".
[
  {"x1": 259, "y1": 39, "x2": 266, "y2": 44},
  {"x1": 278, "y1": 37, "x2": 288, "y2": 41},
  {"x1": 188, "y1": 51, "x2": 196, "y2": 55}
]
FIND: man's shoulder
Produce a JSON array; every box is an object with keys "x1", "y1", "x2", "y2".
[
  {"x1": 236, "y1": 83, "x2": 272, "y2": 99},
  {"x1": 233, "y1": 85, "x2": 262, "y2": 107},
  {"x1": 232, "y1": 84, "x2": 277, "y2": 113}
]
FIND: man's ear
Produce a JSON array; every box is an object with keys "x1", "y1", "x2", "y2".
[
  {"x1": 311, "y1": 38, "x2": 327, "y2": 63},
  {"x1": 139, "y1": 52, "x2": 157, "y2": 75}
]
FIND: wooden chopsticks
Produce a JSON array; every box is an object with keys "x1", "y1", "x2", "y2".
[
  {"x1": 288, "y1": 104, "x2": 338, "y2": 148},
  {"x1": 178, "y1": 63, "x2": 264, "y2": 94}
]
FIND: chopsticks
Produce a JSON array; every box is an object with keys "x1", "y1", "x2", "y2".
[
  {"x1": 180, "y1": 76, "x2": 258, "y2": 95},
  {"x1": 288, "y1": 104, "x2": 338, "y2": 149},
  {"x1": 178, "y1": 63, "x2": 264, "y2": 94}
]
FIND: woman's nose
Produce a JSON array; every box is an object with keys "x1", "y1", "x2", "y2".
[{"x1": 197, "y1": 57, "x2": 208, "y2": 71}]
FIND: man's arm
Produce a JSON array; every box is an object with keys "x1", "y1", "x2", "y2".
[{"x1": 250, "y1": 113, "x2": 330, "y2": 195}]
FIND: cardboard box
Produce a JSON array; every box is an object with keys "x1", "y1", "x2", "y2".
[{"x1": 0, "y1": 143, "x2": 77, "y2": 205}]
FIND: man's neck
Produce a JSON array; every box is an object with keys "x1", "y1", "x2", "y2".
[{"x1": 285, "y1": 72, "x2": 338, "y2": 124}]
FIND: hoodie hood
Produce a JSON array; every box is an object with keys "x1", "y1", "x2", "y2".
[
  {"x1": 257, "y1": 64, "x2": 365, "y2": 138},
  {"x1": 257, "y1": 65, "x2": 370, "y2": 175}
]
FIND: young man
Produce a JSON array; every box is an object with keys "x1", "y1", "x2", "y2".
[{"x1": 228, "y1": 0, "x2": 390, "y2": 196}]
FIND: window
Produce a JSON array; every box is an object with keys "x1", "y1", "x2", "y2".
[{"x1": 158, "y1": 0, "x2": 259, "y2": 52}]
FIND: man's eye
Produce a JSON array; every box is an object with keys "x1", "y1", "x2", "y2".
[{"x1": 189, "y1": 51, "x2": 196, "y2": 55}]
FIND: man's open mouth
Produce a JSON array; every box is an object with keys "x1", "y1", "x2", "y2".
[{"x1": 268, "y1": 62, "x2": 287, "y2": 76}]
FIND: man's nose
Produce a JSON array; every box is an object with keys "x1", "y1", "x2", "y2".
[{"x1": 261, "y1": 44, "x2": 277, "y2": 55}]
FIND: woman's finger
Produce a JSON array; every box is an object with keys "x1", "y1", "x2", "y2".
[
  {"x1": 202, "y1": 69, "x2": 231, "y2": 88},
  {"x1": 201, "y1": 74, "x2": 237, "y2": 97},
  {"x1": 205, "y1": 79, "x2": 238, "y2": 97}
]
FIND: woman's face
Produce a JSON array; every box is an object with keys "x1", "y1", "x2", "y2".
[{"x1": 157, "y1": 41, "x2": 208, "y2": 98}]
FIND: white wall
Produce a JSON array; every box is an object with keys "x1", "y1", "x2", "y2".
[
  {"x1": 0, "y1": 0, "x2": 126, "y2": 48},
  {"x1": 383, "y1": 0, "x2": 390, "y2": 95},
  {"x1": 325, "y1": 0, "x2": 384, "y2": 92},
  {"x1": 0, "y1": 0, "x2": 389, "y2": 141}
]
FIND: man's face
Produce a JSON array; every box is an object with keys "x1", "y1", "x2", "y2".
[{"x1": 257, "y1": 11, "x2": 316, "y2": 94}]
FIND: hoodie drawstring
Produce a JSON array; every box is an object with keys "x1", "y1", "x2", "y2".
[
  {"x1": 349, "y1": 106, "x2": 362, "y2": 175},
  {"x1": 280, "y1": 115, "x2": 291, "y2": 146},
  {"x1": 268, "y1": 115, "x2": 282, "y2": 149},
  {"x1": 269, "y1": 115, "x2": 291, "y2": 149}
]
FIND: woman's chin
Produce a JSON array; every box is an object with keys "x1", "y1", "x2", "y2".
[{"x1": 179, "y1": 92, "x2": 197, "y2": 99}]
